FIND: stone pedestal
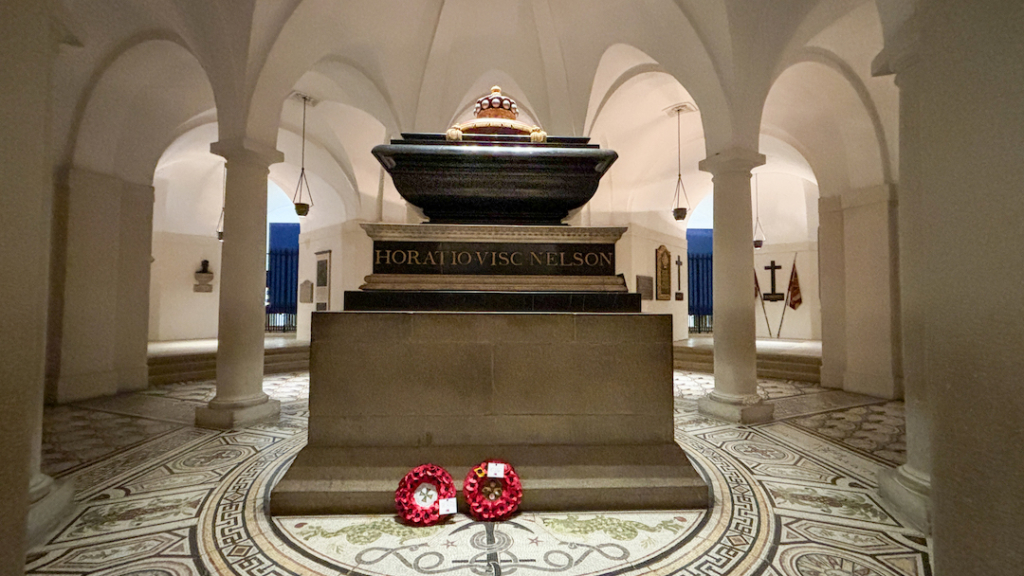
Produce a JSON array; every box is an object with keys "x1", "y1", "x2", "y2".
[{"x1": 271, "y1": 312, "x2": 708, "y2": 515}]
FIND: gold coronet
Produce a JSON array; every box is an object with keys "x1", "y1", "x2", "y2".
[{"x1": 447, "y1": 86, "x2": 546, "y2": 141}]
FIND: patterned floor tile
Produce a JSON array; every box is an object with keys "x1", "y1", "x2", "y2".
[
  {"x1": 75, "y1": 394, "x2": 199, "y2": 425},
  {"x1": 42, "y1": 406, "x2": 182, "y2": 477},
  {"x1": 140, "y1": 380, "x2": 216, "y2": 403},
  {"x1": 769, "y1": 390, "x2": 887, "y2": 420},
  {"x1": 757, "y1": 379, "x2": 824, "y2": 400},
  {"x1": 27, "y1": 369, "x2": 929, "y2": 576},
  {"x1": 141, "y1": 374, "x2": 310, "y2": 405},
  {"x1": 788, "y1": 402, "x2": 906, "y2": 465}
]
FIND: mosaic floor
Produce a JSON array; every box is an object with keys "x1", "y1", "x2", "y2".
[{"x1": 29, "y1": 371, "x2": 930, "y2": 575}]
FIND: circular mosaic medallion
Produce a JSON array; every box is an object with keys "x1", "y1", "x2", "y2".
[{"x1": 194, "y1": 433, "x2": 776, "y2": 576}]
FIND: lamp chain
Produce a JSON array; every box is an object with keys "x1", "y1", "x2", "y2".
[
  {"x1": 672, "y1": 108, "x2": 691, "y2": 211},
  {"x1": 293, "y1": 96, "x2": 314, "y2": 210},
  {"x1": 753, "y1": 174, "x2": 766, "y2": 242}
]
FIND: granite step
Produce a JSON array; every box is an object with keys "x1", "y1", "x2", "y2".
[
  {"x1": 673, "y1": 346, "x2": 821, "y2": 383},
  {"x1": 148, "y1": 345, "x2": 310, "y2": 386}
]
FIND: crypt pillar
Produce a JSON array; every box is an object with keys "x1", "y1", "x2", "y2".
[
  {"x1": 196, "y1": 139, "x2": 283, "y2": 429},
  {"x1": 817, "y1": 196, "x2": 846, "y2": 389},
  {"x1": 873, "y1": 26, "x2": 931, "y2": 534},
  {"x1": 1, "y1": 1, "x2": 75, "y2": 563},
  {"x1": 53, "y1": 168, "x2": 154, "y2": 402},
  {"x1": 697, "y1": 147, "x2": 773, "y2": 423},
  {"x1": 839, "y1": 184, "x2": 902, "y2": 399}
]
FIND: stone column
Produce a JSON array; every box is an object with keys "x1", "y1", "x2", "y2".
[
  {"x1": 54, "y1": 169, "x2": 154, "y2": 402},
  {"x1": 697, "y1": 147, "x2": 773, "y2": 423},
  {"x1": 196, "y1": 139, "x2": 283, "y2": 429},
  {"x1": 840, "y1": 184, "x2": 902, "y2": 399},
  {"x1": 875, "y1": 31, "x2": 931, "y2": 533},
  {"x1": 115, "y1": 180, "x2": 156, "y2": 392},
  {"x1": 0, "y1": 1, "x2": 74, "y2": 566},
  {"x1": 817, "y1": 196, "x2": 846, "y2": 389}
]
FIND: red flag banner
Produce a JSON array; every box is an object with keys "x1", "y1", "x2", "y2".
[{"x1": 787, "y1": 264, "x2": 802, "y2": 310}]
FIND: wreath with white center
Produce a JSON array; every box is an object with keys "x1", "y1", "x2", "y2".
[{"x1": 395, "y1": 463, "x2": 457, "y2": 526}]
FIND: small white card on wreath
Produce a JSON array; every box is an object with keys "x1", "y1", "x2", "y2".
[
  {"x1": 439, "y1": 498, "x2": 457, "y2": 515},
  {"x1": 487, "y1": 462, "x2": 506, "y2": 478}
]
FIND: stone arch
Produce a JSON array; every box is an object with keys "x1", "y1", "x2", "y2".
[
  {"x1": 51, "y1": 35, "x2": 218, "y2": 402},
  {"x1": 586, "y1": 67, "x2": 709, "y2": 236},
  {"x1": 296, "y1": 59, "x2": 402, "y2": 137},
  {"x1": 762, "y1": 58, "x2": 889, "y2": 195},
  {"x1": 763, "y1": 45, "x2": 901, "y2": 399},
  {"x1": 244, "y1": 0, "x2": 433, "y2": 148},
  {"x1": 774, "y1": 47, "x2": 893, "y2": 188},
  {"x1": 584, "y1": 38, "x2": 730, "y2": 156},
  {"x1": 70, "y1": 36, "x2": 216, "y2": 185}
]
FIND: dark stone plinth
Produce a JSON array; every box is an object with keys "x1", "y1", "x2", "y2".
[
  {"x1": 344, "y1": 290, "x2": 641, "y2": 312},
  {"x1": 372, "y1": 133, "x2": 617, "y2": 225}
]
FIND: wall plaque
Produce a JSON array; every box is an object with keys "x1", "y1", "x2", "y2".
[
  {"x1": 315, "y1": 251, "x2": 331, "y2": 311},
  {"x1": 656, "y1": 245, "x2": 671, "y2": 300},
  {"x1": 299, "y1": 280, "x2": 314, "y2": 304},
  {"x1": 636, "y1": 275, "x2": 654, "y2": 300}
]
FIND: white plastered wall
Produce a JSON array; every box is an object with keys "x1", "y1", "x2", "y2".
[
  {"x1": 148, "y1": 124, "x2": 225, "y2": 342},
  {"x1": 295, "y1": 220, "x2": 373, "y2": 342},
  {"x1": 149, "y1": 231, "x2": 222, "y2": 341},
  {"x1": 616, "y1": 223, "x2": 689, "y2": 341},
  {"x1": 751, "y1": 172, "x2": 821, "y2": 341}
]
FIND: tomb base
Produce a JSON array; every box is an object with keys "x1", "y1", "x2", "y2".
[
  {"x1": 272, "y1": 444, "x2": 705, "y2": 515},
  {"x1": 270, "y1": 311, "x2": 708, "y2": 515}
]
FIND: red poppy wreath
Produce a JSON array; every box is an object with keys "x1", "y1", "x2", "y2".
[
  {"x1": 463, "y1": 459, "x2": 523, "y2": 521},
  {"x1": 395, "y1": 463, "x2": 457, "y2": 526}
]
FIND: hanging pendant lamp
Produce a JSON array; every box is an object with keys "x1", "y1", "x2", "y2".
[
  {"x1": 671, "y1": 106, "x2": 692, "y2": 221},
  {"x1": 753, "y1": 174, "x2": 767, "y2": 248},
  {"x1": 216, "y1": 163, "x2": 226, "y2": 241},
  {"x1": 292, "y1": 95, "x2": 314, "y2": 217}
]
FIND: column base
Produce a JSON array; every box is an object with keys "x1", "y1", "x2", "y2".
[
  {"x1": 819, "y1": 365, "x2": 845, "y2": 389},
  {"x1": 116, "y1": 364, "x2": 149, "y2": 393},
  {"x1": 27, "y1": 475, "x2": 75, "y2": 547},
  {"x1": 195, "y1": 399, "x2": 280, "y2": 429},
  {"x1": 878, "y1": 464, "x2": 931, "y2": 533},
  {"x1": 698, "y1": 393, "x2": 774, "y2": 424},
  {"x1": 844, "y1": 370, "x2": 902, "y2": 399}
]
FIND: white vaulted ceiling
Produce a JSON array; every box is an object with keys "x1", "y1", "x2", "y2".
[{"x1": 55, "y1": 0, "x2": 897, "y2": 237}]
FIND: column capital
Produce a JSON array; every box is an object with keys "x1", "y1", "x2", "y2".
[
  {"x1": 698, "y1": 147, "x2": 766, "y2": 177},
  {"x1": 210, "y1": 137, "x2": 284, "y2": 167},
  {"x1": 871, "y1": 11, "x2": 923, "y2": 82}
]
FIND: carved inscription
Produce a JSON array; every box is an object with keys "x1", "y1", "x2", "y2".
[{"x1": 372, "y1": 241, "x2": 616, "y2": 276}]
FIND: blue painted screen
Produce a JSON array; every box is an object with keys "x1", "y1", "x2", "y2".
[{"x1": 687, "y1": 229, "x2": 713, "y2": 316}]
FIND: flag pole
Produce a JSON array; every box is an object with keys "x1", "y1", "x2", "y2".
[{"x1": 776, "y1": 252, "x2": 798, "y2": 338}]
